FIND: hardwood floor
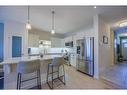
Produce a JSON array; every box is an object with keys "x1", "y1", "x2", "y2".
[
  {"x1": 101, "y1": 62, "x2": 127, "y2": 89},
  {"x1": 40, "y1": 65, "x2": 122, "y2": 89}
]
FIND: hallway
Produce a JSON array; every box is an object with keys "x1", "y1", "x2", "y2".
[{"x1": 102, "y1": 62, "x2": 127, "y2": 88}]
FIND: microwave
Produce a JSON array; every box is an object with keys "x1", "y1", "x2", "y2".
[{"x1": 65, "y1": 41, "x2": 73, "y2": 47}]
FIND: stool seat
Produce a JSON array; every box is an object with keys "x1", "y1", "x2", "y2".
[{"x1": 17, "y1": 59, "x2": 41, "y2": 89}]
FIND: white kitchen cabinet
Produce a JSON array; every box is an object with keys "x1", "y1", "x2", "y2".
[
  {"x1": 51, "y1": 37, "x2": 62, "y2": 47},
  {"x1": 28, "y1": 33, "x2": 39, "y2": 47},
  {"x1": 70, "y1": 54, "x2": 76, "y2": 67}
]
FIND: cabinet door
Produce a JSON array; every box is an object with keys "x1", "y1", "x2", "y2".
[
  {"x1": 51, "y1": 37, "x2": 62, "y2": 47},
  {"x1": 70, "y1": 55, "x2": 76, "y2": 67}
]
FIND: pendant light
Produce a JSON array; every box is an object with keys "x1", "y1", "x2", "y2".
[
  {"x1": 51, "y1": 11, "x2": 55, "y2": 34},
  {"x1": 26, "y1": 6, "x2": 32, "y2": 30}
]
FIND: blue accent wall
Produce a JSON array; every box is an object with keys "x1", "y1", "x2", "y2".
[
  {"x1": 12, "y1": 36, "x2": 22, "y2": 57},
  {"x1": 0, "y1": 23, "x2": 4, "y2": 62}
]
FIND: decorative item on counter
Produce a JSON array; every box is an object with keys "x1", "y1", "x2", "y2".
[
  {"x1": 40, "y1": 53, "x2": 43, "y2": 58},
  {"x1": 39, "y1": 41, "x2": 43, "y2": 45}
]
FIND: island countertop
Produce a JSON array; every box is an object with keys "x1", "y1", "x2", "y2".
[{"x1": 0, "y1": 55, "x2": 62, "y2": 65}]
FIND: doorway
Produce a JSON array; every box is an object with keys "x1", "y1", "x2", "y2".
[
  {"x1": 114, "y1": 30, "x2": 127, "y2": 64},
  {"x1": 120, "y1": 37, "x2": 127, "y2": 62}
]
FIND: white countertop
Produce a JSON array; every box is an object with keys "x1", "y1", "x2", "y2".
[{"x1": 0, "y1": 55, "x2": 62, "y2": 65}]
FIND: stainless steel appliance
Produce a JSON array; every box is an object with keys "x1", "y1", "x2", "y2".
[
  {"x1": 76, "y1": 37, "x2": 94, "y2": 76},
  {"x1": 65, "y1": 41, "x2": 73, "y2": 47}
]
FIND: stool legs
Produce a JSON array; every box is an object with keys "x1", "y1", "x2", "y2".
[
  {"x1": 63, "y1": 65, "x2": 66, "y2": 85},
  {"x1": 58, "y1": 65, "x2": 66, "y2": 85},
  {"x1": 47, "y1": 64, "x2": 66, "y2": 89},
  {"x1": 17, "y1": 70, "x2": 41, "y2": 89},
  {"x1": 17, "y1": 73, "x2": 21, "y2": 89},
  {"x1": 51, "y1": 65, "x2": 53, "y2": 89},
  {"x1": 46, "y1": 65, "x2": 49, "y2": 83},
  {"x1": 47, "y1": 64, "x2": 54, "y2": 89},
  {"x1": 37, "y1": 70, "x2": 41, "y2": 89}
]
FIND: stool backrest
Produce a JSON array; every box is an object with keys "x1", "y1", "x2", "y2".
[
  {"x1": 17, "y1": 59, "x2": 40, "y2": 74},
  {"x1": 51, "y1": 57, "x2": 64, "y2": 66}
]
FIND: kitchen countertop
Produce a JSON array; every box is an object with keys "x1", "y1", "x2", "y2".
[{"x1": 0, "y1": 55, "x2": 62, "y2": 65}]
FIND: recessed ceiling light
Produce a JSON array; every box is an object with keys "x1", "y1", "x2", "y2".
[{"x1": 94, "y1": 6, "x2": 97, "y2": 8}]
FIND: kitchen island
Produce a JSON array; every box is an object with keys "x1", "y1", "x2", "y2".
[{"x1": 0, "y1": 55, "x2": 64, "y2": 89}]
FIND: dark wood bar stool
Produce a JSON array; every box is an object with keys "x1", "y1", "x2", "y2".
[
  {"x1": 17, "y1": 59, "x2": 41, "y2": 89},
  {"x1": 47, "y1": 57, "x2": 66, "y2": 89}
]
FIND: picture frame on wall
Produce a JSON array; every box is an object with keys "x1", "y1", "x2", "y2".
[{"x1": 103, "y1": 35, "x2": 108, "y2": 44}]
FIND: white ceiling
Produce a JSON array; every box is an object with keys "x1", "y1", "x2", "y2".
[{"x1": 0, "y1": 6, "x2": 127, "y2": 34}]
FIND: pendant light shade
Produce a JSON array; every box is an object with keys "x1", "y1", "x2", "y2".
[
  {"x1": 26, "y1": 6, "x2": 32, "y2": 30},
  {"x1": 51, "y1": 29, "x2": 55, "y2": 34},
  {"x1": 26, "y1": 23, "x2": 31, "y2": 30},
  {"x1": 51, "y1": 11, "x2": 55, "y2": 34}
]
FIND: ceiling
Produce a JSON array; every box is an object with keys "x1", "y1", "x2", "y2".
[{"x1": 0, "y1": 6, "x2": 127, "y2": 34}]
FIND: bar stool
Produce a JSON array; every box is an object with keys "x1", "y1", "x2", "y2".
[
  {"x1": 17, "y1": 59, "x2": 41, "y2": 89},
  {"x1": 47, "y1": 57, "x2": 65, "y2": 89}
]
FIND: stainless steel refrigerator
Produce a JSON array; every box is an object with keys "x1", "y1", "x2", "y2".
[{"x1": 76, "y1": 37, "x2": 94, "y2": 76}]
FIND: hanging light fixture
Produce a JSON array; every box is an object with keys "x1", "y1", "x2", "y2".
[
  {"x1": 26, "y1": 6, "x2": 32, "y2": 30},
  {"x1": 51, "y1": 11, "x2": 55, "y2": 34}
]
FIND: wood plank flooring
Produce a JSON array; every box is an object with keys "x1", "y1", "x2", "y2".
[{"x1": 40, "y1": 65, "x2": 122, "y2": 89}]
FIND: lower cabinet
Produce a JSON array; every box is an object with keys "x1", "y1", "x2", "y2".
[{"x1": 70, "y1": 54, "x2": 76, "y2": 67}]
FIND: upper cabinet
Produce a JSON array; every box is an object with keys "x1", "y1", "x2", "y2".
[
  {"x1": 51, "y1": 37, "x2": 63, "y2": 47},
  {"x1": 28, "y1": 33, "x2": 39, "y2": 47}
]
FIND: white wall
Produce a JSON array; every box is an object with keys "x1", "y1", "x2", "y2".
[
  {"x1": 93, "y1": 15, "x2": 99, "y2": 79},
  {"x1": 4, "y1": 20, "x2": 28, "y2": 59},
  {"x1": 98, "y1": 15, "x2": 113, "y2": 77}
]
